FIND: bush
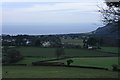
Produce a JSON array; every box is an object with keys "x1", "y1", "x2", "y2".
[
  {"x1": 67, "y1": 59, "x2": 74, "y2": 66},
  {"x1": 2, "y1": 49, "x2": 24, "y2": 63}
]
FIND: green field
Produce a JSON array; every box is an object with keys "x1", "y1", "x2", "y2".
[
  {"x1": 61, "y1": 39, "x2": 119, "y2": 54},
  {"x1": 8, "y1": 47, "x2": 118, "y2": 57},
  {"x1": 2, "y1": 66, "x2": 119, "y2": 78},
  {"x1": 15, "y1": 57, "x2": 119, "y2": 70},
  {"x1": 15, "y1": 58, "x2": 47, "y2": 65},
  {"x1": 2, "y1": 46, "x2": 119, "y2": 78},
  {"x1": 51, "y1": 57, "x2": 119, "y2": 70},
  {"x1": 99, "y1": 47, "x2": 119, "y2": 53},
  {"x1": 61, "y1": 39, "x2": 84, "y2": 46}
]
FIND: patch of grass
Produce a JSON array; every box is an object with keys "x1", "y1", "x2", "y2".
[
  {"x1": 13, "y1": 47, "x2": 56, "y2": 57},
  {"x1": 10, "y1": 47, "x2": 117, "y2": 57},
  {"x1": 2, "y1": 66, "x2": 119, "y2": 78},
  {"x1": 15, "y1": 58, "x2": 48, "y2": 65},
  {"x1": 99, "y1": 47, "x2": 119, "y2": 53},
  {"x1": 61, "y1": 39, "x2": 83, "y2": 46},
  {"x1": 51, "y1": 57, "x2": 119, "y2": 70},
  {"x1": 15, "y1": 57, "x2": 55, "y2": 65},
  {"x1": 64, "y1": 48, "x2": 117, "y2": 57}
]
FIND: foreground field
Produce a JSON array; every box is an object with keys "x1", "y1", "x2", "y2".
[
  {"x1": 2, "y1": 66, "x2": 119, "y2": 78},
  {"x1": 3, "y1": 46, "x2": 119, "y2": 78}
]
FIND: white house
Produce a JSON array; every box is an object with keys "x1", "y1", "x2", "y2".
[
  {"x1": 88, "y1": 45, "x2": 93, "y2": 49},
  {"x1": 42, "y1": 41, "x2": 51, "y2": 47}
]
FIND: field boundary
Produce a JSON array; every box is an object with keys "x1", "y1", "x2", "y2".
[
  {"x1": 31, "y1": 57, "x2": 109, "y2": 71},
  {"x1": 24, "y1": 55, "x2": 118, "y2": 58}
]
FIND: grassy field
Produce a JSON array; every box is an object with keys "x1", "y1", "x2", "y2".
[
  {"x1": 61, "y1": 39, "x2": 84, "y2": 46},
  {"x1": 99, "y1": 47, "x2": 119, "y2": 53},
  {"x1": 15, "y1": 57, "x2": 119, "y2": 70},
  {"x1": 11, "y1": 47, "x2": 56, "y2": 57},
  {"x1": 51, "y1": 57, "x2": 119, "y2": 70},
  {"x1": 8, "y1": 47, "x2": 118, "y2": 57},
  {"x1": 61, "y1": 39, "x2": 119, "y2": 54},
  {"x1": 2, "y1": 66, "x2": 119, "y2": 78},
  {"x1": 15, "y1": 58, "x2": 46, "y2": 65},
  {"x1": 2, "y1": 46, "x2": 120, "y2": 78},
  {"x1": 15, "y1": 57, "x2": 54, "y2": 65}
]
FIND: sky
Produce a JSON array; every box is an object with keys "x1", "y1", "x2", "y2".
[{"x1": 1, "y1": 0, "x2": 106, "y2": 35}]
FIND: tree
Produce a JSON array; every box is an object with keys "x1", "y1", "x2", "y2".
[
  {"x1": 99, "y1": 1, "x2": 120, "y2": 24},
  {"x1": 98, "y1": 1, "x2": 120, "y2": 47},
  {"x1": 3, "y1": 46, "x2": 9, "y2": 53},
  {"x1": 3, "y1": 50, "x2": 23, "y2": 63},
  {"x1": 83, "y1": 39, "x2": 88, "y2": 48},
  {"x1": 55, "y1": 48, "x2": 65, "y2": 58},
  {"x1": 34, "y1": 39, "x2": 42, "y2": 47},
  {"x1": 87, "y1": 37, "x2": 97, "y2": 46},
  {"x1": 67, "y1": 59, "x2": 73, "y2": 66}
]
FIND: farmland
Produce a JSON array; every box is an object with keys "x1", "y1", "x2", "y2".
[
  {"x1": 61, "y1": 39, "x2": 84, "y2": 46},
  {"x1": 2, "y1": 46, "x2": 119, "y2": 78},
  {"x1": 14, "y1": 57, "x2": 119, "y2": 70},
  {"x1": 2, "y1": 66, "x2": 119, "y2": 78},
  {"x1": 51, "y1": 57, "x2": 119, "y2": 70},
  {"x1": 99, "y1": 47, "x2": 119, "y2": 53},
  {"x1": 7, "y1": 47, "x2": 118, "y2": 57}
]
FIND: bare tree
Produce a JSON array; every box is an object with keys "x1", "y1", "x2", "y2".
[{"x1": 98, "y1": 1, "x2": 120, "y2": 24}]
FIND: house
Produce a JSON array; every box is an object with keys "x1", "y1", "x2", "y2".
[
  {"x1": 88, "y1": 45, "x2": 93, "y2": 49},
  {"x1": 26, "y1": 40, "x2": 31, "y2": 45},
  {"x1": 42, "y1": 41, "x2": 51, "y2": 47}
]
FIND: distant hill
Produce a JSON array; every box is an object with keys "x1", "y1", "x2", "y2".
[
  {"x1": 91, "y1": 23, "x2": 120, "y2": 46},
  {"x1": 92, "y1": 23, "x2": 119, "y2": 38}
]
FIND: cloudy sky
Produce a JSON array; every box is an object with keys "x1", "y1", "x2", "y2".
[{"x1": 1, "y1": 0, "x2": 105, "y2": 35}]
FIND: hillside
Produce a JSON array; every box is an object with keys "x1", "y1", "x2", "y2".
[
  {"x1": 93, "y1": 23, "x2": 119, "y2": 38},
  {"x1": 91, "y1": 23, "x2": 120, "y2": 46}
]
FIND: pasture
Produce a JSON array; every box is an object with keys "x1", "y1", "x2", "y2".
[
  {"x1": 98, "y1": 47, "x2": 119, "y2": 53},
  {"x1": 61, "y1": 39, "x2": 84, "y2": 46},
  {"x1": 51, "y1": 57, "x2": 119, "y2": 70},
  {"x1": 15, "y1": 57, "x2": 119, "y2": 70},
  {"x1": 2, "y1": 66, "x2": 119, "y2": 78},
  {"x1": 15, "y1": 57, "x2": 54, "y2": 65},
  {"x1": 2, "y1": 46, "x2": 119, "y2": 78},
  {"x1": 8, "y1": 47, "x2": 118, "y2": 57}
]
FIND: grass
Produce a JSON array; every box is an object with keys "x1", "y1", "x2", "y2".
[
  {"x1": 2, "y1": 66, "x2": 119, "y2": 78},
  {"x1": 12, "y1": 47, "x2": 56, "y2": 57},
  {"x1": 99, "y1": 47, "x2": 119, "y2": 53},
  {"x1": 15, "y1": 58, "x2": 46, "y2": 65},
  {"x1": 15, "y1": 57, "x2": 54, "y2": 65},
  {"x1": 61, "y1": 39, "x2": 84, "y2": 46},
  {"x1": 64, "y1": 48, "x2": 117, "y2": 57},
  {"x1": 51, "y1": 57, "x2": 119, "y2": 70},
  {"x1": 61, "y1": 39, "x2": 119, "y2": 54},
  {"x1": 2, "y1": 46, "x2": 120, "y2": 78},
  {"x1": 8, "y1": 47, "x2": 118, "y2": 57}
]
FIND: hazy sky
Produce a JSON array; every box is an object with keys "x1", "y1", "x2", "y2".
[{"x1": 1, "y1": 0, "x2": 105, "y2": 35}]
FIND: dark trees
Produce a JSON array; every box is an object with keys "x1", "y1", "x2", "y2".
[
  {"x1": 3, "y1": 50, "x2": 23, "y2": 63},
  {"x1": 98, "y1": 1, "x2": 120, "y2": 46},
  {"x1": 34, "y1": 39, "x2": 42, "y2": 47},
  {"x1": 99, "y1": 1, "x2": 120, "y2": 24},
  {"x1": 67, "y1": 59, "x2": 73, "y2": 66},
  {"x1": 83, "y1": 37, "x2": 98, "y2": 48},
  {"x1": 87, "y1": 37, "x2": 97, "y2": 46}
]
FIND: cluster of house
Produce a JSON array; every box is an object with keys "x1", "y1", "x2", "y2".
[{"x1": 2, "y1": 37, "x2": 52, "y2": 47}]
